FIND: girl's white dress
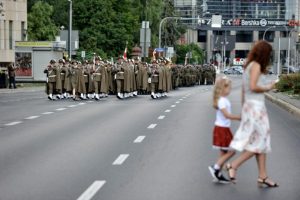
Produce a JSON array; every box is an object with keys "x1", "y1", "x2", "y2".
[{"x1": 230, "y1": 62, "x2": 271, "y2": 153}]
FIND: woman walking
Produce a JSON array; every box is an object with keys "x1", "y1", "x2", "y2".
[{"x1": 227, "y1": 40, "x2": 278, "y2": 187}]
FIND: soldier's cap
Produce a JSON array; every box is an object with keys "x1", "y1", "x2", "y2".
[
  {"x1": 71, "y1": 60, "x2": 78, "y2": 64},
  {"x1": 58, "y1": 59, "x2": 65, "y2": 64},
  {"x1": 95, "y1": 56, "x2": 102, "y2": 61},
  {"x1": 50, "y1": 59, "x2": 56, "y2": 64}
]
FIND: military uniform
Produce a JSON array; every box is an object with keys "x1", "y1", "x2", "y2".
[{"x1": 44, "y1": 60, "x2": 57, "y2": 100}]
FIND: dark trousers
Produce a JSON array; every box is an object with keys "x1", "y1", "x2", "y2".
[{"x1": 9, "y1": 77, "x2": 16, "y2": 89}]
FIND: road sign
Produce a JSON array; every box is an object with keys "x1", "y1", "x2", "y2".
[{"x1": 81, "y1": 51, "x2": 86, "y2": 58}]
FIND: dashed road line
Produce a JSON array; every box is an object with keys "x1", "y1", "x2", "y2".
[
  {"x1": 78, "y1": 102, "x2": 86, "y2": 105},
  {"x1": 175, "y1": 101, "x2": 180, "y2": 104},
  {"x1": 134, "y1": 136, "x2": 146, "y2": 143},
  {"x1": 87, "y1": 101, "x2": 94, "y2": 103},
  {"x1": 171, "y1": 105, "x2": 176, "y2": 108},
  {"x1": 56, "y1": 108, "x2": 67, "y2": 111},
  {"x1": 113, "y1": 154, "x2": 129, "y2": 165},
  {"x1": 25, "y1": 115, "x2": 40, "y2": 120},
  {"x1": 68, "y1": 105, "x2": 77, "y2": 108},
  {"x1": 158, "y1": 115, "x2": 165, "y2": 120},
  {"x1": 77, "y1": 180, "x2": 106, "y2": 200},
  {"x1": 147, "y1": 124, "x2": 157, "y2": 129},
  {"x1": 165, "y1": 109, "x2": 171, "y2": 113},
  {"x1": 5, "y1": 121, "x2": 22, "y2": 126},
  {"x1": 42, "y1": 112, "x2": 54, "y2": 115},
  {"x1": 179, "y1": 99, "x2": 183, "y2": 101}
]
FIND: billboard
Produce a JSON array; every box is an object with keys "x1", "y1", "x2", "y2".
[{"x1": 15, "y1": 52, "x2": 33, "y2": 77}]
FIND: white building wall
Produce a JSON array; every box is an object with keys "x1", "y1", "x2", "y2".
[{"x1": 0, "y1": 0, "x2": 27, "y2": 64}]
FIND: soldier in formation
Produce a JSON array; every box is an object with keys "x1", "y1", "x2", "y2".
[{"x1": 44, "y1": 57, "x2": 216, "y2": 101}]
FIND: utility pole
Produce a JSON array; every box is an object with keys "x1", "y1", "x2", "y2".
[{"x1": 68, "y1": 0, "x2": 72, "y2": 60}]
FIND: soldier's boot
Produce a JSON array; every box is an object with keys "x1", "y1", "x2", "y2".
[
  {"x1": 48, "y1": 94, "x2": 54, "y2": 100},
  {"x1": 95, "y1": 94, "x2": 100, "y2": 101},
  {"x1": 80, "y1": 93, "x2": 84, "y2": 100},
  {"x1": 151, "y1": 92, "x2": 157, "y2": 99},
  {"x1": 80, "y1": 93, "x2": 87, "y2": 100},
  {"x1": 56, "y1": 94, "x2": 62, "y2": 100},
  {"x1": 117, "y1": 92, "x2": 123, "y2": 99},
  {"x1": 133, "y1": 91, "x2": 138, "y2": 96},
  {"x1": 129, "y1": 92, "x2": 133, "y2": 97}
]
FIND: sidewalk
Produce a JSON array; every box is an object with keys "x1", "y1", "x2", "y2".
[
  {"x1": 266, "y1": 91, "x2": 300, "y2": 119},
  {"x1": 0, "y1": 86, "x2": 44, "y2": 94}
]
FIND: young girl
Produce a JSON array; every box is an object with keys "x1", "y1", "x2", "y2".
[{"x1": 208, "y1": 77, "x2": 241, "y2": 183}]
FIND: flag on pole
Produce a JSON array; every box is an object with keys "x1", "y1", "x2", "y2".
[{"x1": 123, "y1": 41, "x2": 128, "y2": 60}]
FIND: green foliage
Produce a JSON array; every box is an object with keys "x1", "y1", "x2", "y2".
[
  {"x1": 276, "y1": 73, "x2": 300, "y2": 94},
  {"x1": 175, "y1": 43, "x2": 204, "y2": 65},
  {"x1": 27, "y1": 0, "x2": 186, "y2": 58},
  {"x1": 27, "y1": 1, "x2": 58, "y2": 41}
]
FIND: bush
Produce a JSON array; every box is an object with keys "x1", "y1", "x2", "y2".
[{"x1": 276, "y1": 73, "x2": 300, "y2": 94}]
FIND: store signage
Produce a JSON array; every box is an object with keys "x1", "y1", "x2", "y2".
[
  {"x1": 200, "y1": 18, "x2": 293, "y2": 27},
  {"x1": 15, "y1": 41, "x2": 52, "y2": 47}
]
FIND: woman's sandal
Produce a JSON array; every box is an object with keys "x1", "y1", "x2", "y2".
[
  {"x1": 257, "y1": 177, "x2": 279, "y2": 188},
  {"x1": 226, "y1": 163, "x2": 237, "y2": 183}
]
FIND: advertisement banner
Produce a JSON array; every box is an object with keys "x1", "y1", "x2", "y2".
[{"x1": 15, "y1": 52, "x2": 33, "y2": 77}]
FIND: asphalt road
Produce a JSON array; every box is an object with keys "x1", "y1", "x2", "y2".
[{"x1": 0, "y1": 76, "x2": 299, "y2": 200}]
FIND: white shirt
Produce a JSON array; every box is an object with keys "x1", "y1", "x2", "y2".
[{"x1": 215, "y1": 97, "x2": 231, "y2": 127}]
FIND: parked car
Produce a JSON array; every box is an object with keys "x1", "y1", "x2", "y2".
[
  {"x1": 282, "y1": 66, "x2": 298, "y2": 74},
  {"x1": 223, "y1": 67, "x2": 243, "y2": 75}
]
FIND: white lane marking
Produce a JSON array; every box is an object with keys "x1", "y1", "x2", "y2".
[
  {"x1": 171, "y1": 105, "x2": 176, "y2": 108},
  {"x1": 176, "y1": 101, "x2": 180, "y2": 104},
  {"x1": 87, "y1": 101, "x2": 94, "y2": 103},
  {"x1": 25, "y1": 116, "x2": 40, "y2": 120},
  {"x1": 183, "y1": 97, "x2": 187, "y2": 99},
  {"x1": 134, "y1": 136, "x2": 146, "y2": 143},
  {"x1": 179, "y1": 99, "x2": 183, "y2": 101},
  {"x1": 147, "y1": 124, "x2": 157, "y2": 129},
  {"x1": 77, "y1": 180, "x2": 106, "y2": 200},
  {"x1": 5, "y1": 121, "x2": 22, "y2": 126},
  {"x1": 56, "y1": 108, "x2": 66, "y2": 111},
  {"x1": 78, "y1": 103, "x2": 86, "y2": 105},
  {"x1": 158, "y1": 115, "x2": 165, "y2": 120},
  {"x1": 113, "y1": 154, "x2": 129, "y2": 165},
  {"x1": 42, "y1": 112, "x2": 54, "y2": 115},
  {"x1": 68, "y1": 105, "x2": 77, "y2": 108},
  {"x1": 165, "y1": 109, "x2": 171, "y2": 113}
]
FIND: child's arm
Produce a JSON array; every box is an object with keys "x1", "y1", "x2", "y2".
[{"x1": 220, "y1": 108, "x2": 241, "y2": 121}]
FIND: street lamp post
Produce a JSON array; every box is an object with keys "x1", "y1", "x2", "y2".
[
  {"x1": 263, "y1": 26, "x2": 276, "y2": 41},
  {"x1": 287, "y1": 29, "x2": 296, "y2": 74},
  {"x1": 159, "y1": 17, "x2": 181, "y2": 49},
  {"x1": 159, "y1": 16, "x2": 200, "y2": 49},
  {"x1": 68, "y1": 0, "x2": 72, "y2": 60}
]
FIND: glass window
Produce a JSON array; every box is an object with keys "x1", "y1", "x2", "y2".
[
  {"x1": 21, "y1": 21, "x2": 25, "y2": 41},
  {"x1": 9, "y1": 20, "x2": 13, "y2": 49},
  {"x1": 236, "y1": 31, "x2": 253, "y2": 43},
  {"x1": 197, "y1": 30, "x2": 207, "y2": 42},
  {"x1": 259, "y1": 31, "x2": 275, "y2": 42}
]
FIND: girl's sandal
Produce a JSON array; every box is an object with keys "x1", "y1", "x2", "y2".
[
  {"x1": 257, "y1": 177, "x2": 279, "y2": 188},
  {"x1": 226, "y1": 163, "x2": 237, "y2": 183}
]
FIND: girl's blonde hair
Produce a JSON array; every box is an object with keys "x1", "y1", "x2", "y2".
[{"x1": 213, "y1": 76, "x2": 232, "y2": 109}]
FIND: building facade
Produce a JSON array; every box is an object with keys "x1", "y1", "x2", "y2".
[
  {"x1": 0, "y1": 0, "x2": 27, "y2": 67},
  {"x1": 174, "y1": 0, "x2": 300, "y2": 68}
]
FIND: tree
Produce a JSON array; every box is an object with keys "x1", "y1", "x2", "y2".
[
  {"x1": 175, "y1": 43, "x2": 204, "y2": 64},
  {"x1": 161, "y1": 0, "x2": 186, "y2": 48},
  {"x1": 27, "y1": 1, "x2": 58, "y2": 41}
]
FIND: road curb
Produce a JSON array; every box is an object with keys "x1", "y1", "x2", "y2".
[{"x1": 265, "y1": 93, "x2": 300, "y2": 119}]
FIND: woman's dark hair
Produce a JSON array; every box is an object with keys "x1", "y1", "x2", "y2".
[{"x1": 244, "y1": 40, "x2": 272, "y2": 73}]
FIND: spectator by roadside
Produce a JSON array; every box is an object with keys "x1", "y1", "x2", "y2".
[{"x1": 7, "y1": 64, "x2": 17, "y2": 89}]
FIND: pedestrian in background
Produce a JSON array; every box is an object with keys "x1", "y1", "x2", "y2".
[
  {"x1": 209, "y1": 76, "x2": 241, "y2": 183},
  {"x1": 7, "y1": 64, "x2": 17, "y2": 89},
  {"x1": 227, "y1": 40, "x2": 278, "y2": 187}
]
